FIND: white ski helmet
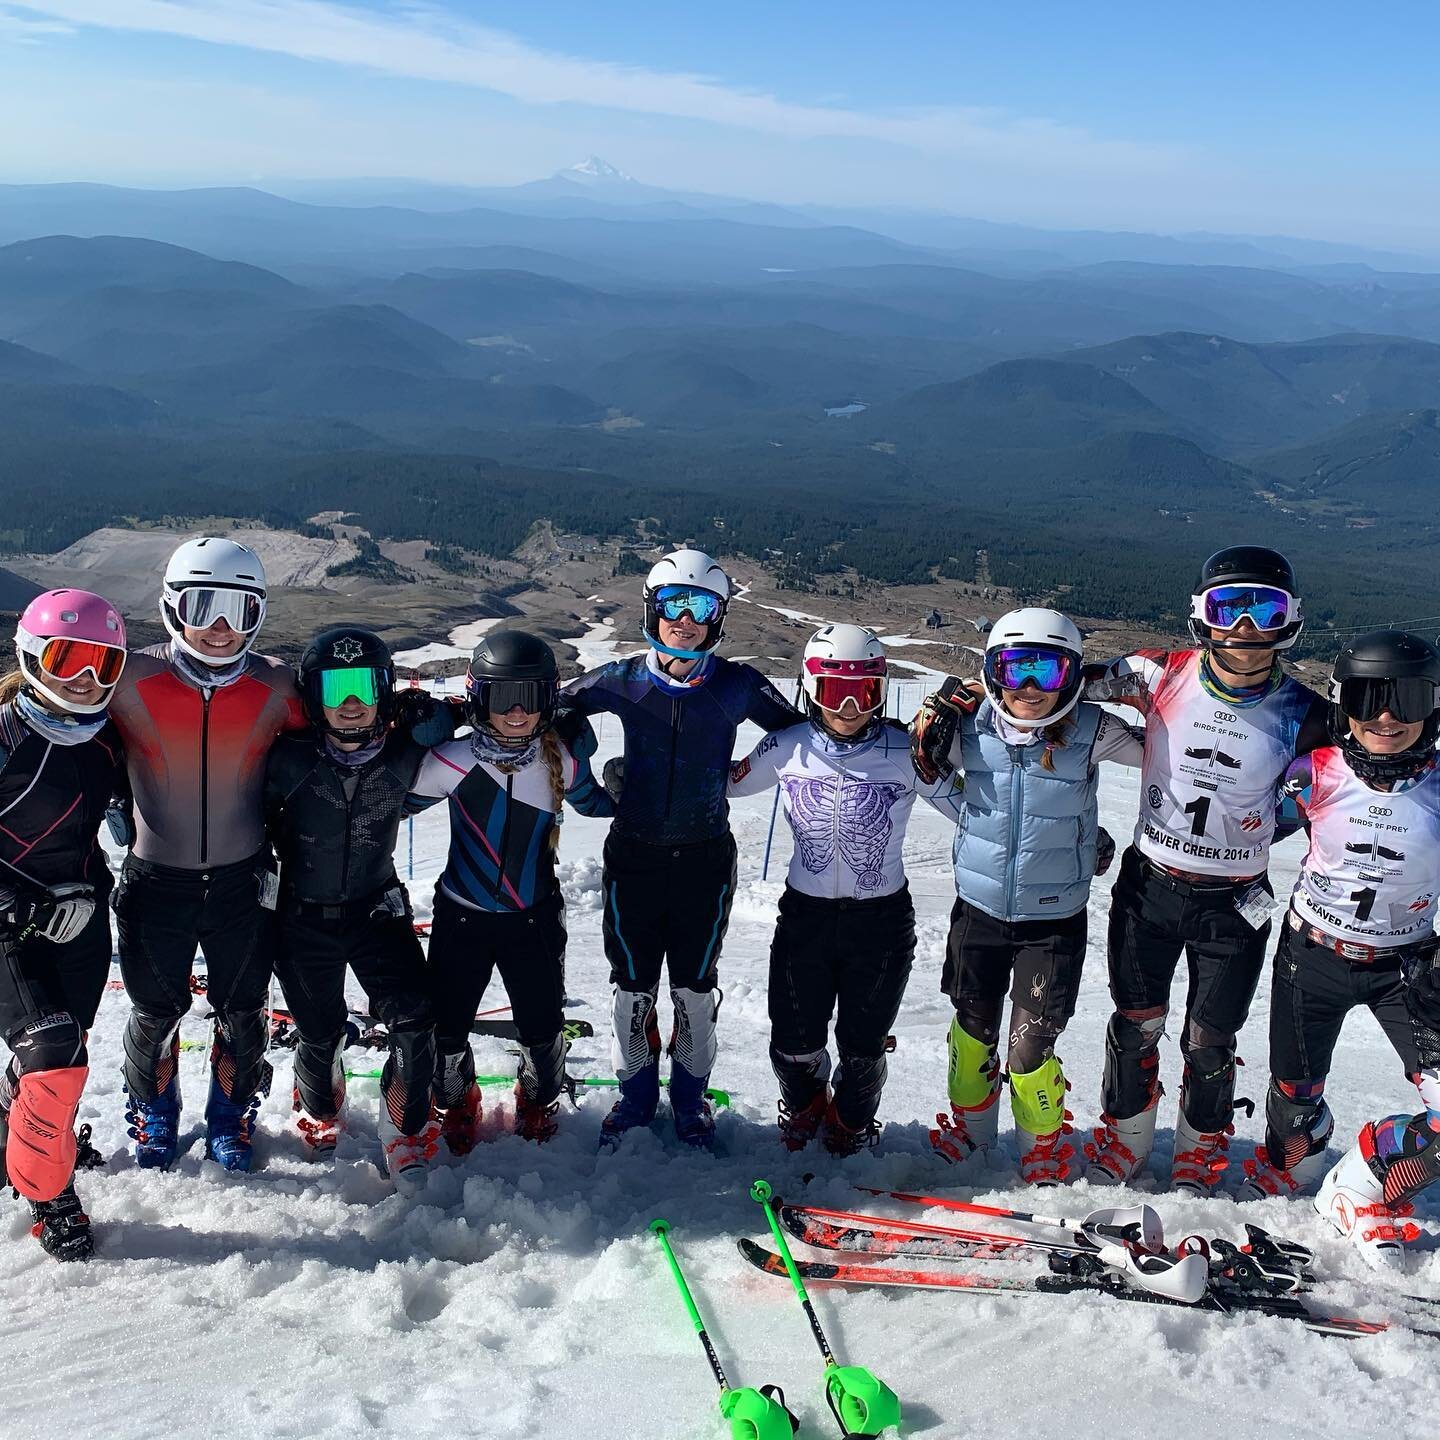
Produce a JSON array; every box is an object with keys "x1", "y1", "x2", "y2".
[
  {"x1": 982, "y1": 607, "x2": 1084, "y2": 729},
  {"x1": 801, "y1": 623, "x2": 888, "y2": 723},
  {"x1": 161, "y1": 536, "x2": 268, "y2": 666},
  {"x1": 643, "y1": 547, "x2": 731, "y2": 658}
]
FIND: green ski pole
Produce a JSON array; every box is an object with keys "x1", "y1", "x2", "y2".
[
  {"x1": 342, "y1": 1068, "x2": 732, "y2": 1107},
  {"x1": 650, "y1": 1219, "x2": 798, "y2": 1440},
  {"x1": 750, "y1": 1179, "x2": 901, "y2": 1439}
]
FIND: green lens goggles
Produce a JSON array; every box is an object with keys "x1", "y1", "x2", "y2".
[{"x1": 318, "y1": 666, "x2": 383, "y2": 709}]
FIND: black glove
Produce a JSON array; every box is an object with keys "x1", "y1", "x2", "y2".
[
  {"x1": 909, "y1": 677, "x2": 980, "y2": 784},
  {"x1": 105, "y1": 802, "x2": 136, "y2": 848},
  {"x1": 602, "y1": 756, "x2": 626, "y2": 804},
  {"x1": 1096, "y1": 826, "x2": 1117, "y2": 876},
  {"x1": 395, "y1": 689, "x2": 461, "y2": 746}
]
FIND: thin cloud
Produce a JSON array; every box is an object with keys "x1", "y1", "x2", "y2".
[{"x1": 14, "y1": 0, "x2": 1179, "y2": 174}]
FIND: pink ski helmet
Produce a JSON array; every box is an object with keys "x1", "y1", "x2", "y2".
[{"x1": 15, "y1": 588, "x2": 127, "y2": 715}]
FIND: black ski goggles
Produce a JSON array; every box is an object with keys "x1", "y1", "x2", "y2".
[
  {"x1": 467, "y1": 676, "x2": 556, "y2": 716},
  {"x1": 1335, "y1": 676, "x2": 1438, "y2": 725}
]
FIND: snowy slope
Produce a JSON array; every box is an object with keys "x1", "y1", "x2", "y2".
[{"x1": 3, "y1": 704, "x2": 1439, "y2": 1440}]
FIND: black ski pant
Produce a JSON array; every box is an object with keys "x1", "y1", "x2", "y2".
[
  {"x1": 116, "y1": 853, "x2": 273, "y2": 1103},
  {"x1": 769, "y1": 885, "x2": 915, "y2": 1130},
  {"x1": 1103, "y1": 846, "x2": 1272, "y2": 1130},
  {"x1": 601, "y1": 831, "x2": 736, "y2": 993},
  {"x1": 941, "y1": 897, "x2": 1087, "y2": 1074},
  {"x1": 274, "y1": 892, "x2": 434, "y2": 1136},
  {"x1": 427, "y1": 887, "x2": 568, "y2": 1108}
]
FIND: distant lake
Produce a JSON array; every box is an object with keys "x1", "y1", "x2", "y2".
[{"x1": 824, "y1": 402, "x2": 868, "y2": 417}]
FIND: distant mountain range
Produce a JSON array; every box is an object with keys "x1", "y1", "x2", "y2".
[{"x1": 1, "y1": 182, "x2": 1439, "y2": 641}]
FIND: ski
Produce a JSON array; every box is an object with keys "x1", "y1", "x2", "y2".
[
  {"x1": 737, "y1": 1239, "x2": 1431, "y2": 1341},
  {"x1": 781, "y1": 1202, "x2": 1072, "y2": 1264}
]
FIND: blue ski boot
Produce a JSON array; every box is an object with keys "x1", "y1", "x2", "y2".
[
  {"x1": 598, "y1": 1061, "x2": 660, "y2": 1150},
  {"x1": 204, "y1": 1058, "x2": 272, "y2": 1173},
  {"x1": 125, "y1": 1075, "x2": 182, "y2": 1171},
  {"x1": 669, "y1": 1064, "x2": 716, "y2": 1152}
]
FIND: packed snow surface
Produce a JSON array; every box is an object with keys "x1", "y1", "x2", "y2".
[{"x1": 4, "y1": 692, "x2": 1439, "y2": 1439}]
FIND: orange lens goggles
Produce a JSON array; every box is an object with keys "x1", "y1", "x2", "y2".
[{"x1": 38, "y1": 638, "x2": 126, "y2": 687}]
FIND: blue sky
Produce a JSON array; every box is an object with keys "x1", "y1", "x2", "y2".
[{"x1": 2, "y1": 1, "x2": 1437, "y2": 245}]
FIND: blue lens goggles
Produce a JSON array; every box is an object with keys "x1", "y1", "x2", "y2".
[{"x1": 654, "y1": 586, "x2": 723, "y2": 624}]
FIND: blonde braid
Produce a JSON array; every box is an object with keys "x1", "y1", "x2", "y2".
[{"x1": 541, "y1": 728, "x2": 567, "y2": 849}]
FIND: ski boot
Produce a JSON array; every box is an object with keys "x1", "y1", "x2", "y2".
[
  {"x1": 290, "y1": 1086, "x2": 344, "y2": 1159},
  {"x1": 821, "y1": 1102, "x2": 881, "y2": 1158},
  {"x1": 1086, "y1": 1096, "x2": 1159, "y2": 1185},
  {"x1": 1315, "y1": 1117, "x2": 1429, "y2": 1270},
  {"x1": 379, "y1": 1106, "x2": 440, "y2": 1195},
  {"x1": 125, "y1": 1074, "x2": 183, "y2": 1171},
  {"x1": 29, "y1": 1180, "x2": 93, "y2": 1262},
  {"x1": 437, "y1": 1083, "x2": 483, "y2": 1156},
  {"x1": 1170, "y1": 1113, "x2": 1235, "y2": 1195},
  {"x1": 204, "y1": 1059, "x2": 272, "y2": 1173},
  {"x1": 669, "y1": 1064, "x2": 716, "y2": 1152},
  {"x1": 777, "y1": 1090, "x2": 831, "y2": 1152},
  {"x1": 513, "y1": 1083, "x2": 560, "y2": 1144},
  {"x1": 931, "y1": 1018, "x2": 1000, "y2": 1163},
  {"x1": 1239, "y1": 1085, "x2": 1334, "y2": 1200},
  {"x1": 1010, "y1": 1056, "x2": 1078, "y2": 1185},
  {"x1": 599, "y1": 1061, "x2": 661, "y2": 1150}
]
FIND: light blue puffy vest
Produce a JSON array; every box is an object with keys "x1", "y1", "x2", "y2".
[{"x1": 951, "y1": 700, "x2": 1103, "y2": 922}]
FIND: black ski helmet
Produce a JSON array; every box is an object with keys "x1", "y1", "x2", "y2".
[
  {"x1": 1188, "y1": 545, "x2": 1303, "y2": 651},
  {"x1": 298, "y1": 625, "x2": 396, "y2": 743},
  {"x1": 1328, "y1": 629, "x2": 1440, "y2": 783},
  {"x1": 465, "y1": 629, "x2": 559, "y2": 747}
]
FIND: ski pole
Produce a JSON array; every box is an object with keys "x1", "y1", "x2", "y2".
[
  {"x1": 342, "y1": 1068, "x2": 733, "y2": 1107},
  {"x1": 751, "y1": 1179, "x2": 901, "y2": 1439},
  {"x1": 649, "y1": 1219, "x2": 798, "y2": 1440},
  {"x1": 761, "y1": 787, "x2": 781, "y2": 881},
  {"x1": 855, "y1": 1185, "x2": 1164, "y2": 1252},
  {"x1": 407, "y1": 816, "x2": 414, "y2": 880}
]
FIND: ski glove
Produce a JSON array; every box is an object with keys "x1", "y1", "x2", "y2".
[
  {"x1": 105, "y1": 801, "x2": 135, "y2": 849},
  {"x1": 1096, "y1": 826, "x2": 1116, "y2": 876},
  {"x1": 909, "y1": 677, "x2": 980, "y2": 784},
  {"x1": 602, "y1": 756, "x2": 626, "y2": 804},
  {"x1": 395, "y1": 690, "x2": 462, "y2": 747}
]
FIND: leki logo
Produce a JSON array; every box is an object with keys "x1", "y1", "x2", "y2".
[{"x1": 331, "y1": 637, "x2": 365, "y2": 663}]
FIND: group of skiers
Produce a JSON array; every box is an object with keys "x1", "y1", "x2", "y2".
[{"x1": 0, "y1": 536, "x2": 1437, "y2": 1276}]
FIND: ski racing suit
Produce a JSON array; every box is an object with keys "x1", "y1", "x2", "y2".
[
  {"x1": 265, "y1": 697, "x2": 456, "y2": 1142},
  {"x1": 107, "y1": 644, "x2": 306, "y2": 1128},
  {"x1": 1083, "y1": 647, "x2": 1325, "y2": 1187},
  {"x1": 1244, "y1": 748, "x2": 1440, "y2": 1197},
  {"x1": 563, "y1": 650, "x2": 798, "y2": 1126},
  {"x1": 730, "y1": 717, "x2": 964, "y2": 1137},
  {"x1": 0, "y1": 700, "x2": 123, "y2": 1204},
  {"x1": 405, "y1": 721, "x2": 612, "y2": 1114}
]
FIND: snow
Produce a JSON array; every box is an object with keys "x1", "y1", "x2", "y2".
[
  {"x1": 392, "y1": 618, "x2": 503, "y2": 670},
  {"x1": 10, "y1": 687, "x2": 1440, "y2": 1439}
]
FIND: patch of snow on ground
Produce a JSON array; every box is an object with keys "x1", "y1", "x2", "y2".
[{"x1": 393, "y1": 617, "x2": 504, "y2": 669}]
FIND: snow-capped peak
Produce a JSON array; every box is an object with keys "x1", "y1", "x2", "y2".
[{"x1": 562, "y1": 155, "x2": 635, "y2": 185}]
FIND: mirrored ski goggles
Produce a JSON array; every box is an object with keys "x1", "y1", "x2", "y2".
[
  {"x1": 35, "y1": 637, "x2": 126, "y2": 687},
  {"x1": 468, "y1": 677, "x2": 556, "y2": 716},
  {"x1": 1197, "y1": 585, "x2": 1296, "y2": 633},
  {"x1": 169, "y1": 585, "x2": 264, "y2": 633},
  {"x1": 805, "y1": 655, "x2": 887, "y2": 714},
  {"x1": 318, "y1": 666, "x2": 387, "y2": 709},
  {"x1": 985, "y1": 647, "x2": 1073, "y2": 693},
  {"x1": 1336, "y1": 676, "x2": 1439, "y2": 725},
  {"x1": 654, "y1": 586, "x2": 724, "y2": 625}
]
